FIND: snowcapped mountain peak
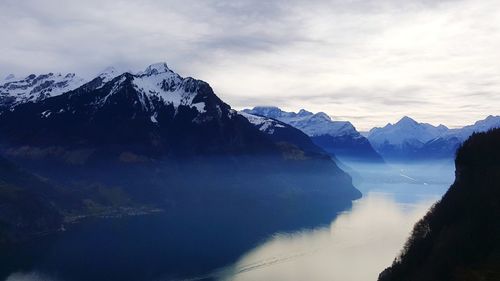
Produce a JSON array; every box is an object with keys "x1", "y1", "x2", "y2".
[
  {"x1": 98, "y1": 66, "x2": 122, "y2": 82},
  {"x1": 89, "y1": 63, "x2": 209, "y2": 115},
  {"x1": 297, "y1": 109, "x2": 313, "y2": 117},
  {"x1": 248, "y1": 106, "x2": 285, "y2": 119},
  {"x1": 367, "y1": 116, "x2": 449, "y2": 147},
  {"x1": 0, "y1": 72, "x2": 86, "y2": 109},
  {"x1": 94, "y1": 66, "x2": 137, "y2": 89},
  {"x1": 396, "y1": 116, "x2": 418, "y2": 126},
  {"x1": 141, "y1": 62, "x2": 173, "y2": 76},
  {"x1": 312, "y1": 112, "x2": 332, "y2": 121},
  {"x1": 437, "y1": 124, "x2": 448, "y2": 130}
]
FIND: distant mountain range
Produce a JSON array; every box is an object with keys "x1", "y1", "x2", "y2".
[
  {"x1": 0, "y1": 63, "x2": 360, "y2": 244},
  {"x1": 366, "y1": 115, "x2": 500, "y2": 161},
  {"x1": 238, "y1": 111, "x2": 328, "y2": 157},
  {"x1": 242, "y1": 106, "x2": 384, "y2": 163}
]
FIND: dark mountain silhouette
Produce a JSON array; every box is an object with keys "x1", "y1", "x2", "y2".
[
  {"x1": 0, "y1": 156, "x2": 64, "y2": 244},
  {"x1": 378, "y1": 128, "x2": 500, "y2": 281}
]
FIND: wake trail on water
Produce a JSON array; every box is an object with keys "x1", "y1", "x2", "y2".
[
  {"x1": 173, "y1": 236, "x2": 367, "y2": 281},
  {"x1": 169, "y1": 250, "x2": 314, "y2": 281}
]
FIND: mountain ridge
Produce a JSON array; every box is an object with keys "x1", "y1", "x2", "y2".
[
  {"x1": 242, "y1": 106, "x2": 384, "y2": 163},
  {"x1": 0, "y1": 72, "x2": 86, "y2": 110},
  {"x1": 367, "y1": 115, "x2": 500, "y2": 161}
]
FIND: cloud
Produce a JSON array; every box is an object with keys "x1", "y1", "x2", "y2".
[{"x1": 1, "y1": 0, "x2": 500, "y2": 130}]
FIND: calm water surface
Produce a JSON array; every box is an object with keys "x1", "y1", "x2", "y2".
[{"x1": 218, "y1": 161, "x2": 455, "y2": 281}]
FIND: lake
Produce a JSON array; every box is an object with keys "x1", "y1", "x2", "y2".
[
  {"x1": 218, "y1": 161, "x2": 455, "y2": 281},
  {"x1": 1, "y1": 161, "x2": 455, "y2": 281}
]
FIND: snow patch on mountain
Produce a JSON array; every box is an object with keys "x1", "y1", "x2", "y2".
[
  {"x1": 239, "y1": 111, "x2": 285, "y2": 134},
  {"x1": 41, "y1": 110, "x2": 51, "y2": 118}
]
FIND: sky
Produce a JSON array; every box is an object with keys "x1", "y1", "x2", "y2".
[{"x1": 1, "y1": 0, "x2": 500, "y2": 130}]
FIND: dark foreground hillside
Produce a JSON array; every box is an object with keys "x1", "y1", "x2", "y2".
[
  {"x1": 0, "y1": 156, "x2": 64, "y2": 244},
  {"x1": 378, "y1": 129, "x2": 500, "y2": 281}
]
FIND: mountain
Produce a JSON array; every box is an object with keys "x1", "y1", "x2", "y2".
[
  {"x1": 239, "y1": 111, "x2": 365, "y2": 183},
  {"x1": 378, "y1": 129, "x2": 500, "y2": 281},
  {"x1": 242, "y1": 106, "x2": 384, "y2": 163},
  {"x1": 367, "y1": 115, "x2": 500, "y2": 161},
  {"x1": 367, "y1": 116, "x2": 448, "y2": 148},
  {"x1": 239, "y1": 111, "x2": 343, "y2": 160},
  {"x1": 421, "y1": 115, "x2": 500, "y2": 158},
  {"x1": 0, "y1": 72, "x2": 86, "y2": 110},
  {"x1": 0, "y1": 63, "x2": 274, "y2": 159},
  {"x1": 366, "y1": 116, "x2": 448, "y2": 160},
  {"x1": 0, "y1": 63, "x2": 361, "y2": 244}
]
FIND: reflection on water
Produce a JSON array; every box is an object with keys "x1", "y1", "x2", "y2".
[
  {"x1": 220, "y1": 162, "x2": 454, "y2": 281},
  {"x1": 220, "y1": 193, "x2": 435, "y2": 281}
]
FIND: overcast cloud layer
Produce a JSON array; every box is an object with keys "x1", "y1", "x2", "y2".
[{"x1": 1, "y1": 0, "x2": 499, "y2": 130}]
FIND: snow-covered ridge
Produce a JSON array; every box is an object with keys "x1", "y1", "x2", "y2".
[
  {"x1": 239, "y1": 111, "x2": 285, "y2": 134},
  {"x1": 367, "y1": 116, "x2": 449, "y2": 146},
  {"x1": 97, "y1": 66, "x2": 126, "y2": 86},
  {"x1": 0, "y1": 72, "x2": 86, "y2": 108},
  {"x1": 443, "y1": 115, "x2": 500, "y2": 141},
  {"x1": 367, "y1": 115, "x2": 500, "y2": 148},
  {"x1": 242, "y1": 106, "x2": 360, "y2": 138},
  {"x1": 1, "y1": 63, "x2": 209, "y2": 114},
  {"x1": 105, "y1": 63, "x2": 207, "y2": 113},
  {"x1": 137, "y1": 62, "x2": 173, "y2": 76}
]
